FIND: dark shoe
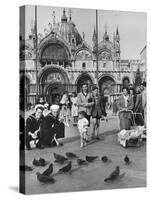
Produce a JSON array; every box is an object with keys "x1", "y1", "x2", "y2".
[
  {"x1": 95, "y1": 136, "x2": 101, "y2": 140},
  {"x1": 26, "y1": 146, "x2": 32, "y2": 150},
  {"x1": 91, "y1": 136, "x2": 96, "y2": 140},
  {"x1": 26, "y1": 143, "x2": 31, "y2": 150},
  {"x1": 36, "y1": 143, "x2": 45, "y2": 149}
]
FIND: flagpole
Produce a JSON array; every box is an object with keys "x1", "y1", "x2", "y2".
[
  {"x1": 35, "y1": 5, "x2": 38, "y2": 102},
  {"x1": 96, "y1": 10, "x2": 99, "y2": 86}
]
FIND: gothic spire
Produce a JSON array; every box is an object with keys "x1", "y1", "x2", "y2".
[
  {"x1": 92, "y1": 25, "x2": 97, "y2": 44},
  {"x1": 116, "y1": 25, "x2": 119, "y2": 35},
  {"x1": 61, "y1": 8, "x2": 68, "y2": 22}
]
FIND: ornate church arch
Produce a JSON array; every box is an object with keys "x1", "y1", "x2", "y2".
[
  {"x1": 38, "y1": 65, "x2": 70, "y2": 104},
  {"x1": 122, "y1": 76, "x2": 130, "y2": 88},
  {"x1": 98, "y1": 74, "x2": 116, "y2": 95},
  {"x1": 75, "y1": 48, "x2": 93, "y2": 60},
  {"x1": 39, "y1": 37, "x2": 71, "y2": 66},
  {"x1": 76, "y1": 72, "x2": 94, "y2": 93}
]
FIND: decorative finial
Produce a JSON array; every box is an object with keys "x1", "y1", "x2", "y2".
[
  {"x1": 52, "y1": 11, "x2": 56, "y2": 25},
  {"x1": 68, "y1": 8, "x2": 72, "y2": 20},
  {"x1": 63, "y1": 8, "x2": 66, "y2": 15},
  {"x1": 48, "y1": 22, "x2": 52, "y2": 32},
  {"x1": 82, "y1": 32, "x2": 85, "y2": 41},
  {"x1": 104, "y1": 24, "x2": 107, "y2": 33},
  {"x1": 116, "y1": 25, "x2": 119, "y2": 35}
]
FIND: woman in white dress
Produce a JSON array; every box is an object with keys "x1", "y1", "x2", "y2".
[
  {"x1": 71, "y1": 92, "x2": 78, "y2": 125},
  {"x1": 60, "y1": 92, "x2": 71, "y2": 127}
]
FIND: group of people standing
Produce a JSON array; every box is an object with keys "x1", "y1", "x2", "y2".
[
  {"x1": 116, "y1": 82, "x2": 147, "y2": 131},
  {"x1": 21, "y1": 80, "x2": 146, "y2": 150}
]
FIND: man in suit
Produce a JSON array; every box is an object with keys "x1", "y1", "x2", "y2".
[
  {"x1": 117, "y1": 87, "x2": 134, "y2": 130},
  {"x1": 77, "y1": 83, "x2": 94, "y2": 124}
]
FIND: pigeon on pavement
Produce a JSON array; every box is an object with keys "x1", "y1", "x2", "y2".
[
  {"x1": 124, "y1": 155, "x2": 131, "y2": 165},
  {"x1": 36, "y1": 172, "x2": 55, "y2": 183},
  {"x1": 58, "y1": 161, "x2": 72, "y2": 173},
  {"x1": 104, "y1": 166, "x2": 120, "y2": 182},
  {"x1": 85, "y1": 155, "x2": 98, "y2": 162},
  {"x1": 101, "y1": 156, "x2": 109, "y2": 163},
  {"x1": 33, "y1": 158, "x2": 47, "y2": 167},
  {"x1": 39, "y1": 158, "x2": 47, "y2": 166},
  {"x1": 20, "y1": 165, "x2": 33, "y2": 171},
  {"x1": 65, "y1": 152, "x2": 78, "y2": 159},
  {"x1": 77, "y1": 158, "x2": 88, "y2": 166},
  {"x1": 42, "y1": 163, "x2": 53, "y2": 176},
  {"x1": 53, "y1": 153, "x2": 68, "y2": 164}
]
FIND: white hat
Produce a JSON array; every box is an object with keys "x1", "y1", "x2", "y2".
[
  {"x1": 44, "y1": 103, "x2": 49, "y2": 108},
  {"x1": 50, "y1": 104, "x2": 60, "y2": 112},
  {"x1": 34, "y1": 104, "x2": 44, "y2": 111}
]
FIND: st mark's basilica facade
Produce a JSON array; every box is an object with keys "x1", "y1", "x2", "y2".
[{"x1": 20, "y1": 8, "x2": 146, "y2": 105}]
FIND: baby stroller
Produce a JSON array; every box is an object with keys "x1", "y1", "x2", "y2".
[{"x1": 118, "y1": 110, "x2": 146, "y2": 148}]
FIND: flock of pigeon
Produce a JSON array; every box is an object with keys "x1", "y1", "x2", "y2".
[{"x1": 20, "y1": 152, "x2": 131, "y2": 185}]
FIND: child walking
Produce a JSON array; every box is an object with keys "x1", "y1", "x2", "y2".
[{"x1": 78, "y1": 111, "x2": 89, "y2": 148}]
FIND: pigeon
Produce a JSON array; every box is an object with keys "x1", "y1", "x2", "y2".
[
  {"x1": 20, "y1": 165, "x2": 33, "y2": 171},
  {"x1": 36, "y1": 172, "x2": 55, "y2": 184},
  {"x1": 77, "y1": 158, "x2": 88, "y2": 166},
  {"x1": 53, "y1": 153, "x2": 68, "y2": 164},
  {"x1": 101, "y1": 156, "x2": 109, "y2": 163},
  {"x1": 65, "y1": 152, "x2": 78, "y2": 159},
  {"x1": 124, "y1": 155, "x2": 131, "y2": 165},
  {"x1": 58, "y1": 161, "x2": 72, "y2": 173},
  {"x1": 85, "y1": 155, "x2": 98, "y2": 162},
  {"x1": 104, "y1": 166, "x2": 120, "y2": 182},
  {"x1": 42, "y1": 163, "x2": 53, "y2": 176},
  {"x1": 39, "y1": 158, "x2": 47, "y2": 166},
  {"x1": 53, "y1": 153, "x2": 68, "y2": 161},
  {"x1": 33, "y1": 158, "x2": 47, "y2": 167}
]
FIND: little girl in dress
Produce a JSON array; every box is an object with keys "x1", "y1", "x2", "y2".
[{"x1": 77, "y1": 111, "x2": 89, "y2": 148}]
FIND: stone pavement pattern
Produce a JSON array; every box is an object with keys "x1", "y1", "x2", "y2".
[{"x1": 24, "y1": 116, "x2": 146, "y2": 194}]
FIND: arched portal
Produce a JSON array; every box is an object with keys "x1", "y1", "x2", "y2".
[
  {"x1": 76, "y1": 73, "x2": 93, "y2": 93},
  {"x1": 39, "y1": 65, "x2": 70, "y2": 104},
  {"x1": 122, "y1": 76, "x2": 130, "y2": 88},
  {"x1": 39, "y1": 40, "x2": 71, "y2": 67},
  {"x1": 98, "y1": 75, "x2": 115, "y2": 95}
]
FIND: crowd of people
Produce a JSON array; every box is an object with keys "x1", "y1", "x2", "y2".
[
  {"x1": 113, "y1": 82, "x2": 146, "y2": 131},
  {"x1": 20, "y1": 81, "x2": 146, "y2": 150}
]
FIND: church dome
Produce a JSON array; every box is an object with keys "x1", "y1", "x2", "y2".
[{"x1": 59, "y1": 9, "x2": 82, "y2": 46}]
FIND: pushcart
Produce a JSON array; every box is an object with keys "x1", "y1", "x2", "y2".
[{"x1": 117, "y1": 110, "x2": 146, "y2": 148}]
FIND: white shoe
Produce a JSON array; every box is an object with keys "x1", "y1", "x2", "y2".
[{"x1": 80, "y1": 143, "x2": 84, "y2": 148}]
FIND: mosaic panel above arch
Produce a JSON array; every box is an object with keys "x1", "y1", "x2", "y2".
[{"x1": 75, "y1": 49, "x2": 92, "y2": 60}]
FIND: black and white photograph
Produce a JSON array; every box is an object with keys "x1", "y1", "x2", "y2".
[{"x1": 19, "y1": 5, "x2": 147, "y2": 195}]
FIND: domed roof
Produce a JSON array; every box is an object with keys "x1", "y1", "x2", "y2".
[{"x1": 59, "y1": 9, "x2": 82, "y2": 46}]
